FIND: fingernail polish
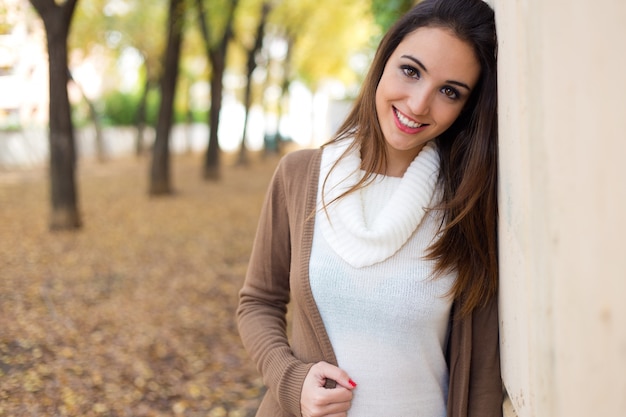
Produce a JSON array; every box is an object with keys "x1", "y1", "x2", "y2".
[{"x1": 349, "y1": 379, "x2": 357, "y2": 387}]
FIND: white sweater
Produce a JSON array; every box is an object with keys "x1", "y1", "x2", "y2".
[{"x1": 309, "y1": 140, "x2": 455, "y2": 416}]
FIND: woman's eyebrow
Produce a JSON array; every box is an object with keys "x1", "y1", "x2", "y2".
[
  {"x1": 447, "y1": 80, "x2": 471, "y2": 91},
  {"x1": 401, "y1": 54, "x2": 428, "y2": 73},
  {"x1": 400, "y1": 54, "x2": 472, "y2": 92}
]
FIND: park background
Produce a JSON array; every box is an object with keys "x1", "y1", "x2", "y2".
[{"x1": 1, "y1": 0, "x2": 625, "y2": 416}]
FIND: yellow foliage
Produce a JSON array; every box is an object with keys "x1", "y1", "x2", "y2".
[{"x1": 272, "y1": 0, "x2": 377, "y2": 88}]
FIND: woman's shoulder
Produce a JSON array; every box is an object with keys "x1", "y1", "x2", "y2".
[
  {"x1": 280, "y1": 147, "x2": 321, "y2": 167},
  {"x1": 270, "y1": 148, "x2": 322, "y2": 212},
  {"x1": 275, "y1": 147, "x2": 323, "y2": 180}
]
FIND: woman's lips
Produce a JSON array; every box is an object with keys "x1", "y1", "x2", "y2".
[{"x1": 393, "y1": 107, "x2": 427, "y2": 134}]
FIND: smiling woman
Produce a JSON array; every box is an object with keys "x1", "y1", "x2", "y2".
[
  {"x1": 375, "y1": 26, "x2": 481, "y2": 176},
  {"x1": 237, "y1": 0, "x2": 501, "y2": 416}
]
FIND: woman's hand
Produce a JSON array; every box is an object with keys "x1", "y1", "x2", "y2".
[{"x1": 300, "y1": 361, "x2": 357, "y2": 417}]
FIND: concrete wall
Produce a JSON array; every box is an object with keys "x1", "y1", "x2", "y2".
[{"x1": 495, "y1": 1, "x2": 626, "y2": 416}]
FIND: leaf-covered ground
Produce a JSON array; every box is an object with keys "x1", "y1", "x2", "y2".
[{"x1": 0, "y1": 152, "x2": 281, "y2": 416}]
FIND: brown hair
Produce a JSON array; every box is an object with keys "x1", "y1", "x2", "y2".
[{"x1": 325, "y1": 0, "x2": 498, "y2": 315}]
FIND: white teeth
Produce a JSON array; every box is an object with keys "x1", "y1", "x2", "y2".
[{"x1": 395, "y1": 109, "x2": 422, "y2": 128}]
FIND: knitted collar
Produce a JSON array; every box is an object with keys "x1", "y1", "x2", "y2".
[{"x1": 317, "y1": 139, "x2": 441, "y2": 268}]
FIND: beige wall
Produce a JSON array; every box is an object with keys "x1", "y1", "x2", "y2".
[{"x1": 495, "y1": 0, "x2": 626, "y2": 416}]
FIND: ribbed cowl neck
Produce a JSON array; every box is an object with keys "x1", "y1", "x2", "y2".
[{"x1": 317, "y1": 139, "x2": 441, "y2": 268}]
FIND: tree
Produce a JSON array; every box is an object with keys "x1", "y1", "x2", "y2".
[
  {"x1": 264, "y1": 0, "x2": 375, "y2": 146},
  {"x1": 195, "y1": 0, "x2": 239, "y2": 180},
  {"x1": 236, "y1": 1, "x2": 271, "y2": 165},
  {"x1": 371, "y1": 0, "x2": 415, "y2": 33},
  {"x1": 29, "y1": 0, "x2": 81, "y2": 230},
  {"x1": 149, "y1": 0, "x2": 186, "y2": 195},
  {"x1": 68, "y1": 70, "x2": 106, "y2": 162},
  {"x1": 274, "y1": 36, "x2": 293, "y2": 153},
  {"x1": 128, "y1": 0, "x2": 169, "y2": 156},
  {"x1": 70, "y1": 0, "x2": 168, "y2": 156}
]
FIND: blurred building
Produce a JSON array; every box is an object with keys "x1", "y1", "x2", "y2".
[{"x1": 0, "y1": 0, "x2": 48, "y2": 129}]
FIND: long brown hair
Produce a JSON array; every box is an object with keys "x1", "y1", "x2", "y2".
[{"x1": 326, "y1": 0, "x2": 498, "y2": 315}]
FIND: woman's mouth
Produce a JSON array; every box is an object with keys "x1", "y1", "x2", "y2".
[{"x1": 393, "y1": 107, "x2": 426, "y2": 133}]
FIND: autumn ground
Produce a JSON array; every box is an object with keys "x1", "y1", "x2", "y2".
[{"x1": 0, "y1": 151, "x2": 283, "y2": 416}]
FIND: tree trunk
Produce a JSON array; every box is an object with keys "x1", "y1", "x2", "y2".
[
  {"x1": 203, "y1": 50, "x2": 224, "y2": 180},
  {"x1": 237, "y1": 3, "x2": 271, "y2": 166},
  {"x1": 149, "y1": 0, "x2": 184, "y2": 195},
  {"x1": 135, "y1": 77, "x2": 151, "y2": 156},
  {"x1": 237, "y1": 70, "x2": 252, "y2": 166},
  {"x1": 274, "y1": 37, "x2": 294, "y2": 155},
  {"x1": 183, "y1": 76, "x2": 194, "y2": 154},
  {"x1": 30, "y1": 0, "x2": 81, "y2": 231},
  {"x1": 195, "y1": 0, "x2": 239, "y2": 181},
  {"x1": 69, "y1": 70, "x2": 106, "y2": 162}
]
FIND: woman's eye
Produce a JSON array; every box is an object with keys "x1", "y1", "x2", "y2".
[
  {"x1": 401, "y1": 65, "x2": 419, "y2": 79},
  {"x1": 442, "y1": 86, "x2": 459, "y2": 99}
]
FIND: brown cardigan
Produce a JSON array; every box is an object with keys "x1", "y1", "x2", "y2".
[{"x1": 237, "y1": 148, "x2": 502, "y2": 417}]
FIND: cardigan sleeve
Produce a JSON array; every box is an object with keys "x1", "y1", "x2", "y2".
[
  {"x1": 447, "y1": 294, "x2": 503, "y2": 417},
  {"x1": 236, "y1": 152, "x2": 315, "y2": 416},
  {"x1": 467, "y1": 295, "x2": 503, "y2": 417}
]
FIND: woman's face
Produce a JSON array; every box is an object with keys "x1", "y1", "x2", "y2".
[{"x1": 375, "y1": 26, "x2": 481, "y2": 165}]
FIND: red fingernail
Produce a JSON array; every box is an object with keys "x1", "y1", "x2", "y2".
[{"x1": 348, "y1": 379, "x2": 357, "y2": 387}]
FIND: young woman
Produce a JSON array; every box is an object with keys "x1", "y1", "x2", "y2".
[{"x1": 237, "y1": 0, "x2": 501, "y2": 416}]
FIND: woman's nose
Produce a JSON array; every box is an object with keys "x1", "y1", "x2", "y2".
[{"x1": 407, "y1": 86, "x2": 433, "y2": 116}]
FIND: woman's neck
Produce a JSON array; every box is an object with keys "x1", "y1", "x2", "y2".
[{"x1": 381, "y1": 144, "x2": 425, "y2": 177}]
